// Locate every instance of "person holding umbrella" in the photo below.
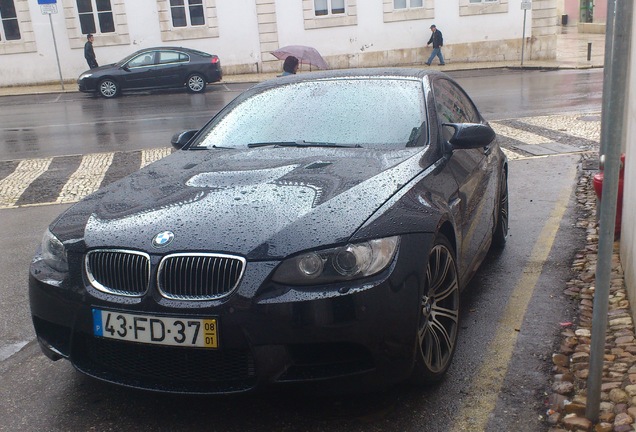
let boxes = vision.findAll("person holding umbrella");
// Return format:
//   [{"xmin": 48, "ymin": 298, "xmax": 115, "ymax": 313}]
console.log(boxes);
[{"xmin": 281, "ymin": 56, "xmax": 299, "ymax": 76}]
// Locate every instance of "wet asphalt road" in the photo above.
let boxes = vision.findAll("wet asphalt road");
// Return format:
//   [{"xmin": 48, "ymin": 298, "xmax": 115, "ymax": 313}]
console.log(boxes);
[
  {"xmin": 0, "ymin": 68, "xmax": 602, "ymax": 431},
  {"xmin": 0, "ymin": 68, "xmax": 603, "ymax": 161}
]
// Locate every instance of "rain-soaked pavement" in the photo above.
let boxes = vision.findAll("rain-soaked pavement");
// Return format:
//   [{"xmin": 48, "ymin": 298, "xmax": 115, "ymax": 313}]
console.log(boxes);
[{"xmin": 0, "ymin": 69, "xmax": 603, "ymax": 162}]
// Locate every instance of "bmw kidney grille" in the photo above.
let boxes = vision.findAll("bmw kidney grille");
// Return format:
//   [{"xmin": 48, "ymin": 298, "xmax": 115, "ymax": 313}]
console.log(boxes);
[{"xmin": 86, "ymin": 250, "xmax": 245, "ymax": 300}]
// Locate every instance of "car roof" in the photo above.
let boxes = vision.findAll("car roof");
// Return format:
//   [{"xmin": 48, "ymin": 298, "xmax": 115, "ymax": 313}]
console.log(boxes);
[
  {"xmin": 132, "ymin": 47, "xmax": 213, "ymax": 55},
  {"xmin": 250, "ymin": 68, "xmax": 447, "ymax": 91}
]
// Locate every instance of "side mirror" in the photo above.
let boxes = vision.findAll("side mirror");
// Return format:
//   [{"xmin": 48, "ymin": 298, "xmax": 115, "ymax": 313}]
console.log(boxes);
[
  {"xmin": 443, "ymin": 123, "xmax": 495, "ymax": 149},
  {"xmin": 171, "ymin": 129, "xmax": 198, "ymax": 149}
]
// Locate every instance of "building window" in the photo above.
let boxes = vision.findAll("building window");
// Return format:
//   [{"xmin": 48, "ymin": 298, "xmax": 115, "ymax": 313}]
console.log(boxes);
[
  {"xmin": 315, "ymin": 0, "xmax": 345, "ymax": 16},
  {"xmin": 383, "ymin": 0, "xmax": 432, "ymax": 23},
  {"xmin": 170, "ymin": 0, "xmax": 205, "ymax": 27},
  {"xmin": 0, "ymin": 0, "xmax": 21, "ymax": 41},
  {"xmin": 156, "ymin": 0, "xmax": 218, "ymax": 42},
  {"xmin": 394, "ymin": 0, "xmax": 423, "ymax": 9},
  {"xmin": 77, "ymin": 0, "xmax": 115, "ymax": 34},
  {"xmin": 304, "ymin": 0, "xmax": 356, "ymax": 29},
  {"xmin": 460, "ymin": 0, "xmax": 507, "ymax": 16}
]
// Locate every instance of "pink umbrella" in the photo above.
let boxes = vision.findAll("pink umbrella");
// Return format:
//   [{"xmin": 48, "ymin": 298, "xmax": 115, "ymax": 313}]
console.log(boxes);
[{"xmin": 271, "ymin": 45, "xmax": 329, "ymax": 70}]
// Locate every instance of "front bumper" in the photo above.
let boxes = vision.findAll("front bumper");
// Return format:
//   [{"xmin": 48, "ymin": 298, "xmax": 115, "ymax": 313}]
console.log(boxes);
[
  {"xmin": 29, "ymin": 233, "xmax": 433, "ymax": 394},
  {"xmin": 77, "ymin": 78, "xmax": 97, "ymax": 93}
]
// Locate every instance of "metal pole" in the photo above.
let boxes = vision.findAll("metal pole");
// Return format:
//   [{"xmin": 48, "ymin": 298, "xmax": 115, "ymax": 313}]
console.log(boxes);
[
  {"xmin": 49, "ymin": 13, "xmax": 65, "ymax": 91},
  {"xmin": 585, "ymin": 0, "xmax": 632, "ymax": 422},
  {"xmin": 587, "ymin": 42, "xmax": 592, "ymax": 61},
  {"xmin": 521, "ymin": 9, "xmax": 527, "ymax": 66},
  {"xmin": 598, "ymin": 0, "xmax": 616, "ymax": 157}
]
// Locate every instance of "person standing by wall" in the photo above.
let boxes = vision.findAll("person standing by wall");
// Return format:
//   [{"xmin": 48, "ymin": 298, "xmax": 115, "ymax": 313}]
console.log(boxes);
[
  {"xmin": 84, "ymin": 34, "xmax": 98, "ymax": 69},
  {"xmin": 425, "ymin": 25, "xmax": 445, "ymax": 66}
]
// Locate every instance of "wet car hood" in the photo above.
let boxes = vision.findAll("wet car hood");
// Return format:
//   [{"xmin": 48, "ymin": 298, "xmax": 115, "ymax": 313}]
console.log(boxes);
[
  {"xmin": 51, "ymin": 147, "xmax": 426, "ymax": 260},
  {"xmin": 80, "ymin": 64, "xmax": 117, "ymax": 76}
]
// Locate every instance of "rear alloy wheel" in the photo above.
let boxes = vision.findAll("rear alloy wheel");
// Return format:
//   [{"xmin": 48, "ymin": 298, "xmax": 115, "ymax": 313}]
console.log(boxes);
[
  {"xmin": 492, "ymin": 168, "xmax": 509, "ymax": 248},
  {"xmin": 186, "ymin": 73, "xmax": 206, "ymax": 93},
  {"xmin": 98, "ymin": 79, "xmax": 119, "ymax": 98},
  {"xmin": 412, "ymin": 234, "xmax": 460, "ymax": 384}
]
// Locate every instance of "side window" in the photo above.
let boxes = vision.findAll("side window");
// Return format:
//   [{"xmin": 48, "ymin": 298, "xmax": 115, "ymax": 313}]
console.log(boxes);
[
  {"xmin": 128, "ymin": 53, "xmax": 155, "ymax": 68},
  {"xmin": 77, "ymin": 0, "xmax": 115, "ymax": 34},
  {"xmin": 158, "ymin": 51, "xmax": 186, "ymax": 64},
  {"xmin": 0, "ymin": 0, "xmax": 21, "ymax": 41},
  {"xmin": 433, "ymin": 79, "xmax": 481, "ymax": 141}
]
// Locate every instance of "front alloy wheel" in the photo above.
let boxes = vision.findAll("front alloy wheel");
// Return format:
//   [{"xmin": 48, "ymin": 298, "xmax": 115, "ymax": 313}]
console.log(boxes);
[
  {"xmin": 186, "ymin": 74, "xmax": 206, "ymax": 93},
  {"xmin": 99, "ymin": 79, "xmax": 119, "ymax": 98},
  {"xmin": 412, "ymin": 234, "xmax": 460, "ymax": 384}
]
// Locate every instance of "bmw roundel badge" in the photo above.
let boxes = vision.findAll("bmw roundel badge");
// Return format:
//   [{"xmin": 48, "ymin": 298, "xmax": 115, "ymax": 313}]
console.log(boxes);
[{"xmin": 152, "ymin": 231, "xmax": 174, "ymax": 248}]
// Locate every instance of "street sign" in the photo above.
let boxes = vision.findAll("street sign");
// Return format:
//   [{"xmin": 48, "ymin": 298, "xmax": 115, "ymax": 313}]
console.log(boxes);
[
  {"xmin": 521, "ymin": 0, "xmax": 532, "ymax": 10},
  {"xmin": 39, "ymin": 0, "xmax": 57, "ymax": 13},
  {"xmin": 40, "ymin": 4, "xmax": 57, "ymax": 14}
]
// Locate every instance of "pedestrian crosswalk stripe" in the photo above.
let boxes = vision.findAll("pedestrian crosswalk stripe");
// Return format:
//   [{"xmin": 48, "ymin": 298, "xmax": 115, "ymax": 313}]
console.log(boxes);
[
  {"xmin": 141, "ymin": 147, "xmax": 172, "ymax": 168},
  {"xmin": 492, "ymin": 123, "xmax": 553, "ymax": 145},
  {"xmin": 56, "ymin": 152, "xmax": 115, "ymax": 204},
  {"xmin": 0, "ymin": 158, "xmax": 52, "ymax": 208},
  {"xmin": 520, "ymin": 114, "xmax": 600, "ymax": 143}
]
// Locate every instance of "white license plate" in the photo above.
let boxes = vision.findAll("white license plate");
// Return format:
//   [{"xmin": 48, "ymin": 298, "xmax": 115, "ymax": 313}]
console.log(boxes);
[{"xmin": 92, "ymin": 309, "xmax": 218, "ymax": 348}]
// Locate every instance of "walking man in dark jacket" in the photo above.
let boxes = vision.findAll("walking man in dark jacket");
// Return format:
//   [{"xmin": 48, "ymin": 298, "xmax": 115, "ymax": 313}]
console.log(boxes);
[
  {"xmin": 84, "ymin": 34, "xmax": 98, "ymax": 69},
  {"xmin": 425, "ymin": 25, "xmax": 445, "ymax": 66}
]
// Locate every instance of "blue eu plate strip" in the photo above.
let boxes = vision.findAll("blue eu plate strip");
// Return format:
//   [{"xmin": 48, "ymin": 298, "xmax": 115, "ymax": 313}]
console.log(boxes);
[{"xmin": 92, "ymin": 309, "xmax": 103, "ymax": 336}]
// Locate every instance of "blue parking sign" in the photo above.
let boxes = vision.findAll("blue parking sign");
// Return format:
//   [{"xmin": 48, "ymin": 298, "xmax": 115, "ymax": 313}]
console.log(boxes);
[{"xmin": 37, "ymin": 0, "xmax": 57, "ymax": 4}]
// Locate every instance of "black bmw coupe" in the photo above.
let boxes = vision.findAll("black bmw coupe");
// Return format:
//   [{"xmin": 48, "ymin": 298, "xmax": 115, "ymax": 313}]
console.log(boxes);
[
  {"xmin": 77, "ymin": 46, "xmax": 222, "ymax": 98},
  {"xmin": 30, "ymin": 68, "xmax": 508, "ymax": 394}
]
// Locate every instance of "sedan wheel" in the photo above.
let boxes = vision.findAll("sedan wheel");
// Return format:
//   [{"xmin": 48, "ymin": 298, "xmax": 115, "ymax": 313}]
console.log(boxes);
[
  {"xmin": 412, "ymin": 234, "xmax": 459, "ymax": 384},
  {"xmin": 186, "ymin": 74, "xmax": 206, "ymax": 93},
  {"xmin": 99, "ymin": 79, "xmax": 119, "ymax": 98},
  {"xmin": 492, "ymin": 168, "xmax": 509, "ymax": 248}
]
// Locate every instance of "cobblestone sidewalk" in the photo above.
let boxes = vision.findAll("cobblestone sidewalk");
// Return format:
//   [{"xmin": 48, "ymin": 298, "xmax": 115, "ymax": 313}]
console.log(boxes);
[{"xmin": 548, "ymin": 162, "xmax": 635, "ymax": 432}]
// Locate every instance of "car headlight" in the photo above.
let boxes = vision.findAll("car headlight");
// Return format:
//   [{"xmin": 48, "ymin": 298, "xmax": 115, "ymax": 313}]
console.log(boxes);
[
  {"xmin": 271, "ymin": 236, "xmax": 400, "ymax": 285},
  {"xmin": 41, "ymin": 229, "xmax": 68, "ymax": 272},
  {"xmin": 79, "ymin": 73, "xmax": 92, "ymax": 80}
]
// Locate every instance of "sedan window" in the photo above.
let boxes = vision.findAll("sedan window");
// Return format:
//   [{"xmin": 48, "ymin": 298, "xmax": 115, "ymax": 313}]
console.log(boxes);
[
  {"xmin": 194, "ymin": 79, "xmax": 427, "ymax": 149},
  {"xmin": 128, "ymin": 53, "xmax": 155, "ymax": 68},
  {"xmin": 158, "ymin": 51, "xmax": 188, "ymax": 64}
]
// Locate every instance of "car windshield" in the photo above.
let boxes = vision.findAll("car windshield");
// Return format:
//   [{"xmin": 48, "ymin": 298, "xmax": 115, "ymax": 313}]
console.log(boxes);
[{"xmin": 192, "ymin": 78, "xmax": 427, "ymax": 149}]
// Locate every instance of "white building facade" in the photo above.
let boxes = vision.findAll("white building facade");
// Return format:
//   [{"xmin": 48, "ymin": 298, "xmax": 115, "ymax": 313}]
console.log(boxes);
[{"xmin": 1, "ymin": 0, "xmax": 557, "ymax": 87}]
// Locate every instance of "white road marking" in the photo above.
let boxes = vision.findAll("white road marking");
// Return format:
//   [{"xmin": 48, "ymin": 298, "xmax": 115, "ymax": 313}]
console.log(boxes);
[
  {"xmin": 56, "ymin": 152, "xmax": 114, "ymax": 203},
  {"xmin": 141, "ymin": 147, "xmax": 172, "ymax": 168},
  {"xmin": 0, "ymin": 158, "xmax": 52, "ymax": 208},
  {"xmin": 491, "ymin": 122, "xmax": 553, "ymax": 145}
]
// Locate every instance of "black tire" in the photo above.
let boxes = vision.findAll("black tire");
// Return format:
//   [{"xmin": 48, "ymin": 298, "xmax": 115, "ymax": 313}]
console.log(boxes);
[
  {"xmin": 492, "ymin": 167, "xmax": 509, "ymax": 248},
  {"xmin": 411, "ymin": 233, "xmax": 460, "ymax": 384},
  {"xmin": 98, "ymin": 79, "xmax": 119, "ymax": 98},
  {"xmin": 186, "ymin": 73, "xmax": 206, "ymax": 93}
]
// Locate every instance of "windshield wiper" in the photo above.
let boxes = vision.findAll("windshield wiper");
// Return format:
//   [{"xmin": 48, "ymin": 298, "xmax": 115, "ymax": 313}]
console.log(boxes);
[
  {"xmin": 247, "ymin": 141, "xmax": 361, "ymax": 148},
  {"xmin": 189, "ymin": 145, "xmax": 235, "ymax": 150}
]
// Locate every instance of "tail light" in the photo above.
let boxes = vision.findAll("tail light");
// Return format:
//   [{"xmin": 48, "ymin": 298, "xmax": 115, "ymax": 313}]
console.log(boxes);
[{"xmin": 211, "ymin": 56, "xmax": 219, "ymax": 64}]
